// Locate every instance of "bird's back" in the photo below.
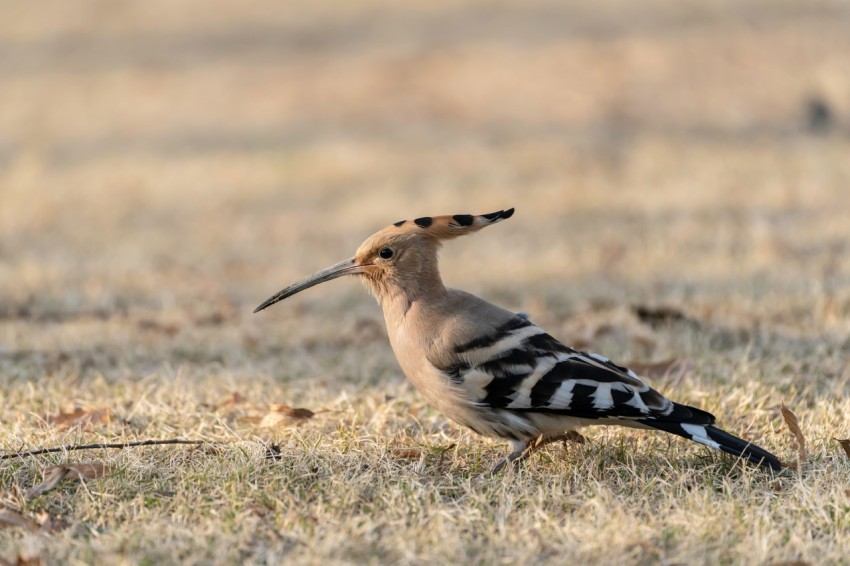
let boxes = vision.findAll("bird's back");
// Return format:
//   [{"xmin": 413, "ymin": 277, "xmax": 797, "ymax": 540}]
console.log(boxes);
[{"xmin": 395, "ymin": 289, "xmax": 710, "ymax": 435}]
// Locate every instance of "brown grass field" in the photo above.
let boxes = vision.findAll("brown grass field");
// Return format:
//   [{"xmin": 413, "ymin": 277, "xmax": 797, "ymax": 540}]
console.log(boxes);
[{"xmin": 2, "ymin": 0, "xmax": 850, "ymax": 563}]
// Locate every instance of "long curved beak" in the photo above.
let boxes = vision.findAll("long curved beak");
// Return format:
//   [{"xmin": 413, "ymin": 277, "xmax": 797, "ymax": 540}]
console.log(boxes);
[{"xmin": 253, "ymin": 257, "xmax": 364, "ymax": 313}]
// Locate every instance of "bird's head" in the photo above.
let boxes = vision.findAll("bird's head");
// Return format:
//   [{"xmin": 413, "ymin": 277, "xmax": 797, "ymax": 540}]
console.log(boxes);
[{"xmin": 253, "ymin": 208, "xmax": 514, "ymax": 312}]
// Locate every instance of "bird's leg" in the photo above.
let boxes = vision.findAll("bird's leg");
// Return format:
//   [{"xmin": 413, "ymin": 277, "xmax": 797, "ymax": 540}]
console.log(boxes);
[
  {"xmin": 490, "ymin": 439, "xmax": 533, "ymax": 474},
  {"xmin": 490, "ymin": 431, "xmax": 587, "ymax": 474}
]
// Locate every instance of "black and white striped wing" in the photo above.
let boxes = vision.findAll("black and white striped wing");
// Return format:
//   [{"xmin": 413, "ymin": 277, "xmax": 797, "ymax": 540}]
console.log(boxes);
[
  {"xmin": 440, "ymin": 316, "xmax": 782, "ymax": 470},
  {"xmin": 447, "ymin": 316, "xmax": 691, "ymax": 422}
]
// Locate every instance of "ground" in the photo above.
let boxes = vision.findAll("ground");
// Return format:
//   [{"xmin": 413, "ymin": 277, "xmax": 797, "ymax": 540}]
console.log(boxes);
[{"xmin": 1, "ymin": 0, "xmax": 850, "ymax": 564}]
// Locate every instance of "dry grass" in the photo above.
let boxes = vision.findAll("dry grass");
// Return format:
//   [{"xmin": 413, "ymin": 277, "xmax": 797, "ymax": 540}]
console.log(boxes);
[{"xmin": 2, "ymin": 1, "xmax": 850, "ymax": 564}]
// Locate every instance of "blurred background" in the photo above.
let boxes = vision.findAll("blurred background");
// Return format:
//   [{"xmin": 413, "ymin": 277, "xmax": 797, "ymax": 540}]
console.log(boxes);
[{"xmin": 1, "ymin": 0, "xmax": 849, "ymax": 359}]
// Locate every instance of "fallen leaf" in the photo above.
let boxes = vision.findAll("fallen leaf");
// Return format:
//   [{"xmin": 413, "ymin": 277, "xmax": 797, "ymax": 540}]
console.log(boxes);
[
  {"xmin": 632, "ymin": 305, "xmax": 699, "ymax": 328},
  {"xmin": 780, "ymin": 404, "xmax": 807, "ymax": 465},
  {"xmin": 269, "ymin": 404, "xmax": 316, "ymax": 421},
  {"xmin": 215, "ymin": 391, "xmax": 246, "ymax": 411},
  {"xmin": 44, "ymin": 408, "xmax": 110, "ymax": 429},
  {"xmin": 241, "ymin": 404, "xmax": 327, "ymax": 428},
  {"xmin": 63, "ymin": 462, "xmax": 109, "ymax": 481},
  {"xmin": 835, "ymin": 438, "xmax": 850, "ymax": 460},
  {"xmin": 0, "ymin": 509, "xmax": 39, "ymax": 532},
  {"xmin": 26, "ymin": 467, "xmax": 65, "ymax": 499},
  {"xmin": 26, "ymin": 462, "xmax": 111, "ymax": 500},
  {"xmin": 257, "ymin": 412, "xmax": 285, "ymax": 428},
  {"xmin": 255, "ymin": 406, "xmax": 317, "ymax": 428}
]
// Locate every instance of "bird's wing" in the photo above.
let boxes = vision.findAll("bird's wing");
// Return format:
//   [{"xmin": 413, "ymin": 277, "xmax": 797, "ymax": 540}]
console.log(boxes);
[{"xmin": 440, "ymin": 315, "xmax": 710, "ymax": 424}]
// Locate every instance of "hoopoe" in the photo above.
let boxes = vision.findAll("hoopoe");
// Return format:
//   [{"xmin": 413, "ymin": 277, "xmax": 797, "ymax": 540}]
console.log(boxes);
[{"xmin": 255, "ymin": 209, "xmax": 781, "ymax": 472}]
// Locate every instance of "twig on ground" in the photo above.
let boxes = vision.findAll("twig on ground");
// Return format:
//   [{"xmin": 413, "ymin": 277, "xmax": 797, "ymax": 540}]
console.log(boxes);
[{"xmin": 0, "ymin": 439, "xmax": 208, "ymax": 460}]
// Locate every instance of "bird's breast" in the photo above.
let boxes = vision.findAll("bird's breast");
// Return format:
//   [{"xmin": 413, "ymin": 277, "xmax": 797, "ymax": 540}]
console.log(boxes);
[{"xmin": 386, "ymin": 323, "xmax": 481, "ymax": 428}]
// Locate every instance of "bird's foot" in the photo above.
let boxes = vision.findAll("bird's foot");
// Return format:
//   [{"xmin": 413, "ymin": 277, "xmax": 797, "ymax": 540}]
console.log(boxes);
[
  {"xmin": 490, "ymin": 439, "xmax": 534, "ymax": 475},
  {"xmin": 490, "ymin": 432, "xmax": 586, "ymax": 474}
]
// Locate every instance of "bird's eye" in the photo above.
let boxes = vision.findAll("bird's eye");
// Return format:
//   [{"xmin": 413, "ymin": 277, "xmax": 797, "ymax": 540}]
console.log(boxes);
[{"xmin": 379, "ymin": 247, "xmax": 394, "ymax": 259}]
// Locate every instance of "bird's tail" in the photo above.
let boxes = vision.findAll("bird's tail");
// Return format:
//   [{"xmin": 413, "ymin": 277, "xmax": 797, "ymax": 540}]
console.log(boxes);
[{"xmin": 640, "ymin": 406, "xmax": 782, "ymax": 471}]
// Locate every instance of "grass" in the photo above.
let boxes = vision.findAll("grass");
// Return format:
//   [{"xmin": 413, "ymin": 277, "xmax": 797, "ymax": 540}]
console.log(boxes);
[{"xmin": 2, "ymin": 0, "xmax": 850, "ymax": 563}]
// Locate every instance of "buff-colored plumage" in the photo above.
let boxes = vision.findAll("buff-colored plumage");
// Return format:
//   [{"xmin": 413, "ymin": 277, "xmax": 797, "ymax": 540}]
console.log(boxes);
[{"xmin": 255, "ymin": 208, "xmax": 781, "ymax": 472}]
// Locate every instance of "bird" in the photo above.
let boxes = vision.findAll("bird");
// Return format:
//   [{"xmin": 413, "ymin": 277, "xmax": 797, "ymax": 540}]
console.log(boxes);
[{"xmin": 254, "ymin": 208, "xmax": 781, "ymax": 472}]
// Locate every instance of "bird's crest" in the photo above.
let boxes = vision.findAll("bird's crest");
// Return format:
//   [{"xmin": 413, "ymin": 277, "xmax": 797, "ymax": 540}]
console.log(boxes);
[{"xmin": 383, "ymin": 208, "xmax": 514, "ymax": 241}]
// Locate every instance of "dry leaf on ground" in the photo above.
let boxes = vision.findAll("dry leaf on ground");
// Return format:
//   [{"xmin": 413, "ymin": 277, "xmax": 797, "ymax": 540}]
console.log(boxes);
[
  {"xmin": 391, "ymin": 448, "xmax": 423, "ymax": 460},
  {"xmin": 270, "ymin": 405, "xmax": 316, "ymax": 420},
  {"xmin": 0, "ymin": 508, "xmax": 40, "ymax": 532},
  {"xmin": 257, "ymin": 412, "xmax": 287, "ymax": 428},
  {"xmin": 242, "ymin": 404, "xmax": 324, "ymax": 428},
  {"xmin": 391, "ymin": 443, "xmax": 457, "ymax": 464},
  {"xmin": 632, "ymin": 305, "xmax": 699, "ymax": 328},
  {"xmin": 215, "ymin": 391, "xmax": 246, "ymax": 411},
  {"xmin": 780, "ymin": 404, "xmax": 807, "ymax": 466},
  {"xmin": 26, "ymin": 462, "xmax": 111, "ymax": 500},
  {"xmin": 834, "ymin": 439, "xmax": 850, "ymax": 460},
  {"xmin": 43, "ymin": 408, "xmax": 111, "ymax": 429},
  {"xmin": 258, "ymin": 406, "xmax": 313, "ymax": 428}
]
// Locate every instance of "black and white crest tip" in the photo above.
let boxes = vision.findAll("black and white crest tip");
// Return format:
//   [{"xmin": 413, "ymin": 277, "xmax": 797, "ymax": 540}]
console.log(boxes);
[{"xmin": 385, "ymin": 209, "xmax": 516, "ymax": 240}]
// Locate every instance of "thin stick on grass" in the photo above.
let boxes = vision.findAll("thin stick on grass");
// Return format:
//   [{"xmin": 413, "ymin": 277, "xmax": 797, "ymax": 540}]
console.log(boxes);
[{"xmin": 0, "ymin": 439, "xmax": 208, "ymax": 460}]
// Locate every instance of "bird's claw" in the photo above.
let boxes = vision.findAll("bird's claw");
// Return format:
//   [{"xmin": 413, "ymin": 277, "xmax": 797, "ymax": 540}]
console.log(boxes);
[{"xmin": 489, "ymin": 432, "xmax": 586, "ymax": 474}]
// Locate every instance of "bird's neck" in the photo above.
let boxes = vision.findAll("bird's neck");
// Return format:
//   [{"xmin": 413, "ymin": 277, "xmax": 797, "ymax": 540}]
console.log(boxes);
[{"xmin": 372, "ymin": 270, "xmax": 447, "ymax": 330}]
